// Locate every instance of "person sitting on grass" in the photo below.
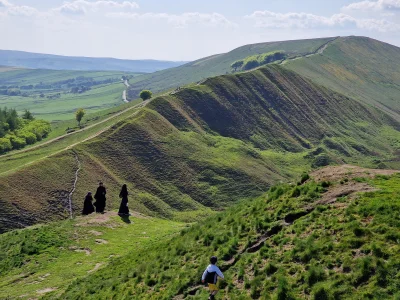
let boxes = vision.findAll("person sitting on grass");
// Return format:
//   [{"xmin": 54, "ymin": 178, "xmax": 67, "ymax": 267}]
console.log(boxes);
[
  {"xmin": 82, "ymin": 192, "xmax": 94, "ymax": 215},
  {"xmin": 202, "ymin": 256, "xmax": 224, "ymax": 300}
]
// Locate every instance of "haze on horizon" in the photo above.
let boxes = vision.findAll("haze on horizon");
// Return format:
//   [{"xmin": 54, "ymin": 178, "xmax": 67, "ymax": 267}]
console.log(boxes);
[{"xmin": 0, "ymin": 0, "xmax": 399, "ymax": 61}]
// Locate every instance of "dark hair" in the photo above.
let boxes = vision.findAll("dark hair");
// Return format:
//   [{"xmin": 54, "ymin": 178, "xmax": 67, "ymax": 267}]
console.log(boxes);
[
  {"xmin": 99, "ymin": 182, "xmax": 103, "ymax": 185},
  {"xmin": 210, "ymin": 256, "xmax": 218, "ymax": 264},
  {"xmin": 120, "ymin": 184, "xmax": 128, "ymax": 197}
]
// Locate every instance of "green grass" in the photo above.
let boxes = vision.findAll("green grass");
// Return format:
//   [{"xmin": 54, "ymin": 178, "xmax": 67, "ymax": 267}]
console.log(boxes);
[
  {"xmin": 0, "ymin": 212, "xmax": 186, "ymax": 299},
  {"xmin": 0, "ymin": 68, "xmax": 143, "ymax": 121},
  {"xmin": 54, "ymin": 172, "xmax": 400, "ymax": 299},
  {"xmin": 285, "ymin": 36, "xmax": 400, "ymax": 121}
]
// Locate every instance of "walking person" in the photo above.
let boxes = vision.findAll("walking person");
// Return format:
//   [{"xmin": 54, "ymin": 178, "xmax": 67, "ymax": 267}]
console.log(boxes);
[
  {"xmin": 118, "ymin": 184, "xmax": 130, "ymax": 216},
  {"xmin": 94, "ymin": 182, "xmax": 107, "ymax": 213},
  {"xmin": 202, "ymin": 256, "xmax": 224, "ymax": 300},
  {"xmin": 82, "ymin": 192, "xmax": 94, "ymax": 215}
]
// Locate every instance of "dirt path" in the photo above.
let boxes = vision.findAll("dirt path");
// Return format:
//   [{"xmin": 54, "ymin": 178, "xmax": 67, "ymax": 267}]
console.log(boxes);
[
  {"xmin": 310, "ymin": 164, "xmax": 398, "ymax": 182},
  {"xmin": 68, "ymin": 151, "xmax": 81, "ymax": 219},
  {"xmin": 280, "ymin": 36, "xmax": 339, "ymax": 65},
  {"xmin": 122, "ymin": 79, "xmax": 130, "ymax": 103}
]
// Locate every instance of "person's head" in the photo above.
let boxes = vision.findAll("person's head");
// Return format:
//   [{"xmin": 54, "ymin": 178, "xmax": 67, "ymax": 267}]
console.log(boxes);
[
  {"xmin": 210, "ymin": 256, "xmax": 218, "ymax": 265},
  {"xmin": 121, "ymin": 184, "xmax": 127, "ymax": 192},
  {"xmin": 99, "ymin": 182, "xmax": 103, "ymax": 187},
  {"xmin": 87, "ymin": 192, "xmax": 92, "ymax": 196}
]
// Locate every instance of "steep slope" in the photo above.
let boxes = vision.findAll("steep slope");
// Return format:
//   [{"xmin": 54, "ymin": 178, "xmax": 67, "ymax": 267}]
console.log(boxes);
[
  {"xmin": 126, "ymin": 37, "xmax": 336, "ymax": 97},
  {"xmin": 1, "ymin": 65, "xmax": 400, "ymax": 233},
  {"xmin": 54, "ymin": 168, "xmax": 400, "ymax": 299},
  {"xmin": 284, "ymin": 36, "xmax": 400, "ymax": 121},
  {"xmin": 0, "ymin": 50, "xmax": 186, "ymax": 73}
]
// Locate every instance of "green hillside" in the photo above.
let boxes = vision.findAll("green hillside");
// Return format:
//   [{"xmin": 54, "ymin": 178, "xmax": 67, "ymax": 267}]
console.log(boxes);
[
  {"xmin": 284, "ymin": 36, "xmax": 400, "ymax": 121},
  {"xmin": 55, "ymin": 169, "xmax": 400, "ymax": 299},
  {"xmin": 2, "ymin": 167, "xmax": 399, "ymax": 299},
  {"xmin": 2, "ymin": 65, "xmax": 400, "ymax": 233},
  {"xmin": 0, "ymin": 68, "xmax": 142, "ymax": 121},
  {"xmin": 126, "ymin": 37, "xmax": 336, "ymax": 98}
]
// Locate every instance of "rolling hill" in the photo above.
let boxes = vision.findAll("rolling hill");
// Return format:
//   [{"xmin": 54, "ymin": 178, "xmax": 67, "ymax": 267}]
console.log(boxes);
[
  {"xmin": 126, "ymin": 37, "xmax": 337, "ymax": 98},
  {"xmin": 284, "ymin": 36, "xmax": 400, "ymax": 121},
  {"xmin": 1, "ymin": 64, "xmax": 400, "ymax": 233},
  {"xmin": 0, "ymin": 50, "xmax": 187, "ymax": 73}
]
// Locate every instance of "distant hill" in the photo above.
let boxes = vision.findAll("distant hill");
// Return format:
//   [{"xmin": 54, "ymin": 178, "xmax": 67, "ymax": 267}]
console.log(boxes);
[
  {"xmin": 1, "ymin": 64, "xmax": 399, "ymax": 233},
  {"xmin": 127, "ymin": 37, "xmax": 337, "ymax": 98},
  {"xmin": 285, "ymin": 36, "xmax": 400, "ymax": 121},
  {"xmin": 0, "ymin": 50, "xmax": 187, "ymax": 73}
]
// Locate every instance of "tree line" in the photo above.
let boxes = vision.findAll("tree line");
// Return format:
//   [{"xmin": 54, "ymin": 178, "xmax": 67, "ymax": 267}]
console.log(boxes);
[{"xmin": 0, "ymin": 107, "xmax": 51, "ymax": 154}]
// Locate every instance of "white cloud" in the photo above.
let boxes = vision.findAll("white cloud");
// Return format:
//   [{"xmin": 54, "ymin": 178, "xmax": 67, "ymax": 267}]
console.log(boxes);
[
  {"xmin": 7, "ymin": 5, "xmax": 37, "ymax": 16},
  {"xmin": 56, "ymin": 0, "xmax": 139, "ymax": 15},
  {"xmin": 107, "ymin": 12, "xmax": 236, "ymax": 28},
  {"xmin": 245, "ymin": 10, "xmax": 399, "ymax": 32},
  {"xmin": 343, "ymin": 0, "xmax": 400, "ymax": 11},
  {"xmin": 0, "ymin": 0, "xmax": 11, "ymax": 8}
]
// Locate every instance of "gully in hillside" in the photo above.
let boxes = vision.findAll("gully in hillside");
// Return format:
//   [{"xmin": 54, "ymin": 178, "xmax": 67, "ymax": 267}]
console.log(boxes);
[{"xmin": 94, "ymin": 182, "xmax": 107, "ymax": 214}]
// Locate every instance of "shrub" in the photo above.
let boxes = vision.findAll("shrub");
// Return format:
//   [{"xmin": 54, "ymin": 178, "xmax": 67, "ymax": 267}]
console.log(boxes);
[
  {"xmin": 306, "ymin": 264, "xmax": 326, "ymax": 286},
  {"xmin": 312, "ymin": 283, "xmax": 331, "ymax": 300},
  {"xmin": 139, "ymin": 90, "xmax": 152, "ymax": 100},
  {"xmin": 0, "ymin": 137, "xmax": 12, "ymax": 153},
  {"xmin": 7, "ymin": 135, "xmax": 26, "ymax": 149},
  {"xmin": 17, "ymin": 131, "xmax": 37, "ymax": 144},
  {"xmin": 300, "ymin": 173, "xmax": 310, "ymax": 184}
]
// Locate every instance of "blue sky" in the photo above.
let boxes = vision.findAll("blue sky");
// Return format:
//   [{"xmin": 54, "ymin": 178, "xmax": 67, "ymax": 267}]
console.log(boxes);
[{"xmin": 1, "ymin": 0, "xmax": 399, "ymax": 60}]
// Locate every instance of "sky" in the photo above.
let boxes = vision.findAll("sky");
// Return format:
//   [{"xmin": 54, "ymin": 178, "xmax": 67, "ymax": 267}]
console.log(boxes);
[{"xmin": 0, "ymin": 0, "xmax": 399, "ymax": 61}]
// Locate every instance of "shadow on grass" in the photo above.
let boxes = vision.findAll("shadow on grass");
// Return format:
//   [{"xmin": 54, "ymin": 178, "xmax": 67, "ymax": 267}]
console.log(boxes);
[{"xmin": 119, "ymin": 215, "xmax": 131, "ymax": 224}]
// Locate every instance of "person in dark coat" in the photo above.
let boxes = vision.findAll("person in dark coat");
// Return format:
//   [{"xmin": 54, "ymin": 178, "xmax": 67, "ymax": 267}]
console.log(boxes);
[
  {"xmin": 118, "ymin": 184, "xmax": 130, "ymax": 216},
  {"xmin": 82, "ymin": 192, "xmax": 95, "ymax": 215},
  {"xmin": 94, "ymin": 182, "xmax": 107, "ymax": 213}
]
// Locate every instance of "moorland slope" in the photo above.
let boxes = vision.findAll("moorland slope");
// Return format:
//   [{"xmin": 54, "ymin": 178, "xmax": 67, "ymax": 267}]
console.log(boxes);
[
  {"xmin": 285, "ymin": 36, "xmax": 400, "ymax": 120},
  {"xmin": 1, "ymin": 65, "xmax": 400, "ymax": 233}
]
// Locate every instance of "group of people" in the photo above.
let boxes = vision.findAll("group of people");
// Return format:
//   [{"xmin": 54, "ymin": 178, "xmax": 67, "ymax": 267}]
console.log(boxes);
[
  {"xmin": 82, "ymin": 182, "xmax": 130, "ymax": 216},
  {"xmin": 82, "ymin": 184, "xmax": 224, "ymax": 299}
]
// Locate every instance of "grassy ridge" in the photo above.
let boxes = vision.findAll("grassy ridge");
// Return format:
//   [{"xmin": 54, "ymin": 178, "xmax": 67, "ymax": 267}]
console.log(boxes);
[
  {"xmin": 56, "ymin": 171, "xmax": 400, "ymax": 299},
  {"xmin": 127, "ymin": 37, "xmax": 336, "ymax": 98},
  {"xmin": 2, "ymin": 65, "xmax": 400, "ymax": 233},
  {"xmin": 285, "ymin": 36, "xmax": 400, "ymax": 121}
]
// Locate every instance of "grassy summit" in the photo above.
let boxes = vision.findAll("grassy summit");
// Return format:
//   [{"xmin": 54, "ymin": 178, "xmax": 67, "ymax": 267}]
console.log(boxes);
[{"xmin": 285, "ymin": 36, "xmax": 400, "ymax": 121}]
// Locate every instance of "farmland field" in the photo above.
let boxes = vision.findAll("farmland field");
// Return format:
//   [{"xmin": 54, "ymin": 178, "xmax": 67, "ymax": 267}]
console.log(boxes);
[{"xmin": 0, "ymin": 68, "xmax": 144, "ymax": 121}]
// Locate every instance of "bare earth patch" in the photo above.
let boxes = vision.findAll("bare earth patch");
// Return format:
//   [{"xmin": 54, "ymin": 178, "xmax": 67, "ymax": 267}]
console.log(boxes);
[
  {"xmin": 89, "ymin": 230, "xmax": 103, "ymax": 236},
  {"xmin": 88, "ymin": 263, "xmax": 103, "ymax": 273},
  {"xmin": 37, "ymin": 287, "xmax": 57, "ymax": 294},
  {"xmin": 95, "ymin": 239, "xmax": 108, "ymax": 244},
  {"xmin": 311, "ymin": 164, "xmax": 398, "ymax": 182},
  {"xmin": 314, "ymin": 182, "xmax": 377, "ymax": 206}
]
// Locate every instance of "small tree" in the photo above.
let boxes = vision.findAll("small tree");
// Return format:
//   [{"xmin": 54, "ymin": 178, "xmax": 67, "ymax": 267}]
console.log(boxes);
[
  {"xmin": 139, "ymin": 90, "xmax": 152, "ymax": 101},
  {"xmin": 75, "ymin": 108, "xmax": 85, "ymax": 128},
  {"xmin": 231, "ymin": 60, "xmax": 244, "ymax": 72},
  {"xmin": 22, "ymin": 109, "xmax": 34, "ymax": 120}
]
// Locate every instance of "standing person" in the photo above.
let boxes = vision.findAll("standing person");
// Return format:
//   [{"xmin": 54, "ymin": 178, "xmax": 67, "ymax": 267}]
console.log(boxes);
[
  {"xmin": 118, "ymin": 184, "xmax": 130, "ymax": 216},
  {"xmin": 94, "ymin": 182, "xmax": 107, "ymax": 213},
  {"xmin": 82, "ymin": 192, "xmax": 94, "ymax": 215},
  {"xmin": 202, "ymin": 256, "xmax": 224, "ymax": 300}
]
